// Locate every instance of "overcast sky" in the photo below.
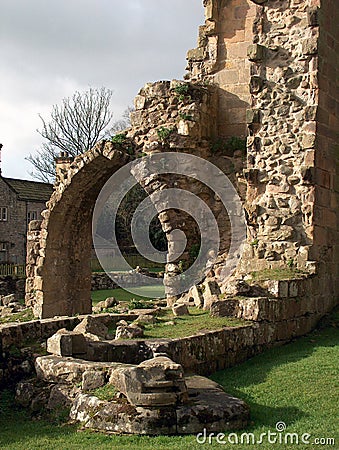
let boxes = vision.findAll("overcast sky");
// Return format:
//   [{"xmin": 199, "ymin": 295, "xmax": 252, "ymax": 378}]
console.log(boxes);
[{"xmin": 0, "ymin": 0, "xmax": 204, "ymax": 180}]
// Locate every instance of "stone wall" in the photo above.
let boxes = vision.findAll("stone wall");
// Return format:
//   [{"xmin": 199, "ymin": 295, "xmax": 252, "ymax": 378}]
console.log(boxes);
[
  {"xmin": 0, "ymin": 313, "xmax": 137, "ymax": 387},
  {"xmin": 0, "ymin": 278, "xmax": 330, "ymax": 387},
  {"xmin": 25, "ymin": 0, "xmax": 338, "ymax": 322},
  {"xmin": 240, "ymin": 0, "xmax": 323, "ymax": 273},
  {"xmin": 312, "ymin": 0, "xmax": 339, "ymax": 295},
  {"xmin": 128, "ymin": 80, "xmax": 244, "ymax": 293},
  {"xmin": 186, "ymin": 0, "xmax": 256, "ymax": 138},
  {"xmin": 91, "ymin": 270, "xmax": 159, "ymax": 291},
  {"xmin": 1, "ymin": 271, "xmax": 156, "ymax": 298},
  {"xmin": 186, "ymin": 0, "xmax": 339, "ymax": 304},
  {"xmin": 240, "ymin": 0, "xmax": 337, "ymax": 302}
]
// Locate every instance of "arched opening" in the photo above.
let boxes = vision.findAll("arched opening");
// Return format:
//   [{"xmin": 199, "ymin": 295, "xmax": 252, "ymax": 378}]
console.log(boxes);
[{"xmin": 33, "ymin": 150, "xmax": 131, "ymax": 318}]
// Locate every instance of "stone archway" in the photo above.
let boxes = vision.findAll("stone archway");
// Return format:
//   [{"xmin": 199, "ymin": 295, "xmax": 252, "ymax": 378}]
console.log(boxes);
[
  {"xmin": 26, "ymin": 142, "xmax": 130, "ymax": 318},
  {"xmin": 26, "ymin": 0, "xmax": 339, "ymax": 321},
  {"xmin": 26, "ymin": 78, "xmax": 226, "ymax": 319}
]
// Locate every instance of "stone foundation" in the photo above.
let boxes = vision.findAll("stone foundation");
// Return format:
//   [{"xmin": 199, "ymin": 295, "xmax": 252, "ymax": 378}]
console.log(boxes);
[
  {"xmin": 1, "ymin": 271, "xmax": 335, "ymax": 386},
  {"xmin": 17, "ymin": 356, "xmax": 249, "ymax": 435}
]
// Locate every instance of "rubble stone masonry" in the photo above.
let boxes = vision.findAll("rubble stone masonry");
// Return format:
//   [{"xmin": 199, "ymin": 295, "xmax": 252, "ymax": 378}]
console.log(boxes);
[{"xmin": 26, "ymin": 0, "xmax": 338, "ymax": 321}]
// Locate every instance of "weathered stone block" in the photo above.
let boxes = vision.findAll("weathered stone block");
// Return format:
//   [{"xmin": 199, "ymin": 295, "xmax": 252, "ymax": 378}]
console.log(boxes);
[
  {"xmin": 1, "ymin": 294, "xmax": 16, "ymax": 306},
  {"xmin": 104, "ymin": 297, "xmax": 118, "ymax": 309},
  {"xmin": 110, "ymin": 356, "xmax": 187, "ymax": 407},
  {"xmin": 115, "ymin": 325, "xmax": 144, "ymax": 340},
  {"xmin": 35, "ymin": 355, "xmax": 126, "ymax": 384},
  {"xmin": 69, "ymin": 394, "xmax": 105, "ymax": 424},
  {"xmin": 288, "ymin": 281, "xmax": 299, "ymax": 298},
  {"xmin": 134, "ymin": 95, "xmax": 146, "ymax": 110},
  {"xmin": 28, "ymin": 220, "xmax": 42, "ymax": 232},
  {"xmin": 47, "ymin": 384, "xmax": 74, "ymax": 410},
  {"xmin": 15, "ymin": 380, "xmax": 38, "ymax": 407},
  {"xmin": 302, "ymin": 133, "xmax": 316, "ymax": 149},
  {"xmin": 246, "ymin": 108, "xmax": 260, "ymax": 124},
  {"xmin": 47, "ymin": 329, "xmax": 87, "ymax": 356},
  {"xmin": 186, "ymin": 47, "xmax": 205, "ymax": 61},
  {"xmin": 305, "ymin": 105, "xmax": 317, "ymax": 120},
  {"xmin": 265, "ymin": 280, "xmax": 289, "ymax": 298},
  {"xmin": 172, "ymin": 303, "xmax": 189, "ymax": 316},
  {"xmin": 190, "ymin": 285, "xmax": 204, "ymax": 308},
  {"xmin": 204, "ymin": 0, "xmax": 218, "ymax": 21},
  {"xmin": 202, "ymin": 280, "xmax": 221, "ymax": 310},
  {"xmin": 176, "ymin": 375, "xmax": 249, "ymax": 434},
  {"xmin": 18, "ymin": 320, "xmax": 42, "ymax": 342},
  {"xmin": 133, "ymin": 314, "xmax": 157, "ymax": 326},
  {"xmin": 249, "ymin": 76, "xmax": 264, "ymax": 94},
  {"xmin": 47, "ymin": 330, "xmax": 73, "ymax": 356},
  {"xmin": 82, "ymin": 370, "xmax": 106, "ymax": 391},
  {"xmin": 73, "ymin": 316, "xmax": 109, "ymax": 340},
  {"xmin": 247, "ymin": 44, "xmax": 265, "ymax": 62},
  {"xmin": 0, "ymin": 323, "xmax": 24, "ymax": 350},
  {"xmin": 302, "ymin": 37, "xmax": 318, "ymax": 55},
  {"xmin": 210, "ymin": 299, "xmax": 239, "ymax": 318}
]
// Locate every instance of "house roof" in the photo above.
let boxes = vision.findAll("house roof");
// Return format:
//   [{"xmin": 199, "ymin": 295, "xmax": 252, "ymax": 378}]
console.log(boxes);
[{"xmin": 2, "ymin": 177, "xmax": 54, "ymax": 202}]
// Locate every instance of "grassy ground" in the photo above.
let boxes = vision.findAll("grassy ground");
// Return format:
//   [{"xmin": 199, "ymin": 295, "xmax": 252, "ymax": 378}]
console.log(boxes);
[
  {"xmin": 0, "ymin": 287, "xmax": 163, "ymax": 324},
  {"xmin": 93, "ymin": 288, "xmax": 247, "ymax": 339},
  {"xmin": 0, "ymin": 308, "xmax": 34, "ymax": 324},
  {"xmin": 137, "ymin": 308, "xmax": 245, "ymax": 339},
  {"xmin": 248, "ymin": 268, "xmax": 307, "ymax": 281},
  {"xmin": 91, "ymin": 286, "xmax": 165, "ymax": 304},
  {"xmin": 0, "ymin": 317, "xmax": 337, "ymax": 449}
]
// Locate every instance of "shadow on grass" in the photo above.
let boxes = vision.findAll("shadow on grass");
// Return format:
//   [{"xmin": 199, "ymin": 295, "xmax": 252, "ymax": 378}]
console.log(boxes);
[
  {"xmin": 211, "ymin": 315, "xmax": 339, "ymax": 429},
  {"xmin": 0, "ymin": 390, "xmax": 74, "ymax": 447}
]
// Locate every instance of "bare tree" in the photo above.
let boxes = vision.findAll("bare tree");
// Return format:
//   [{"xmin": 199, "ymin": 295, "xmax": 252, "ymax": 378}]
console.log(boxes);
[
  {"xmin": 26, "ymin": 144, "xmax": 60, "ymax": 183},
  {"xmin": 27, "ymin": 87, "xmax": 115, "ymax": 182},
  {"xmin": 105, "ymin": 105, "xmax": 133, "ymax": 137}
]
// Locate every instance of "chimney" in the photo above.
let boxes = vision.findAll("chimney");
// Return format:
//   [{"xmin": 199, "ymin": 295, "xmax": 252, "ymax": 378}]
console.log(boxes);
[{"xmin": 55, "ymin": 151, "xmax": 74, "ymax": 182}]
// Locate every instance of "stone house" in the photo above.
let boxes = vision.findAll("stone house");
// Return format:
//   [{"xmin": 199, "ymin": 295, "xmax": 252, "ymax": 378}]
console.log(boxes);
[{"xmin": 0, "ymin": 174, "xmax": 53, "ymax": 264}]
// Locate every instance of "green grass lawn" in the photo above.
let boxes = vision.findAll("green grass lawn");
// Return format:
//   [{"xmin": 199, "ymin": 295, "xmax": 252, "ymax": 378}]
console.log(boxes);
[
  {"xmin": 137, "ymin": 308, "xmax": 245, "ymax": 339},
  {"xmin": 91, "ymin": 286, "xmax": 165, "ymax": 305},
  {"xmin": 0, "ymin": 308, "xmax": 34, "ymax": 324},
  {"xmin": 1, "ymin": 317, "xmax": 338, "ymax": 449}
]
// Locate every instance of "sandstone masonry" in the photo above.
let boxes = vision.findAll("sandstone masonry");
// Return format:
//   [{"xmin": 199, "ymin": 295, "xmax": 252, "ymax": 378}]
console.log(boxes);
[{"xmin": 25, "ymin": 0, "xmax": 338, "ymax": 331}]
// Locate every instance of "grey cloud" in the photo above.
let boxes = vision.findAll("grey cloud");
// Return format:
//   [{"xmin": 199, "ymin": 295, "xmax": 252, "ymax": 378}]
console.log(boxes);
[{"xmin": 0, "ymin": 0, "xmax": 204, "ymax": 178}]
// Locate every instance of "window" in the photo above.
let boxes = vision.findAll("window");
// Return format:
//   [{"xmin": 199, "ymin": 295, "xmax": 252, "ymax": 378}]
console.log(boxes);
[
  {"xmin": 0, "ymin": 207, "xmax": 7, "ymax": 221},
  {"xmin": 0, "ymin": 242, "xmax": 7, "ymax": 263},
  {"xmin": 27, "ymin": 211, "xmax": 37, "ymax": 222}
]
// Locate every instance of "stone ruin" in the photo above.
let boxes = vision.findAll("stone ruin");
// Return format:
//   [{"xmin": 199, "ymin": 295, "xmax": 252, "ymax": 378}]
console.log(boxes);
[
  {"xmin": 25, "ymin": 0, "xmax": 338, "ymax": 321},
  {"xmin": 16, "ymin": 317, "xmax": 249, "ymax": 434},
  {"xmin": 7, "ymin": 0, "xmax": 339, "ymax": 436}
]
